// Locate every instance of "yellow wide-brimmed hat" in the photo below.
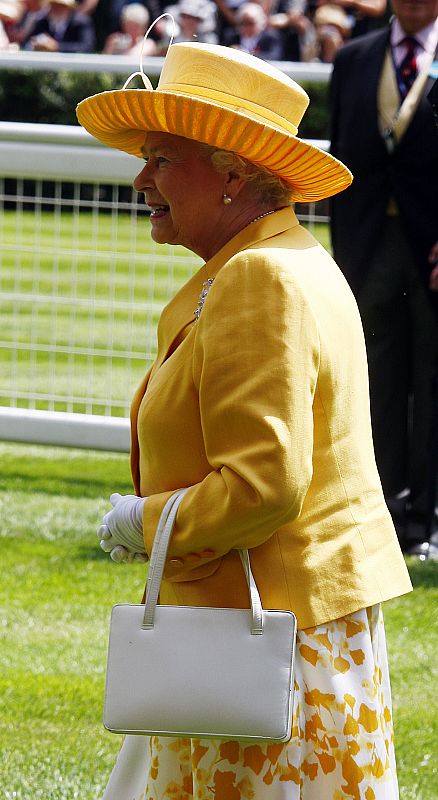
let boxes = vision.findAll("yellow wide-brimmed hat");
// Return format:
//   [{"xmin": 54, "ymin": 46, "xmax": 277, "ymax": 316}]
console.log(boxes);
[{"xmin": 76, "ymin": 42, "xmax": 352, "ymax": 202}]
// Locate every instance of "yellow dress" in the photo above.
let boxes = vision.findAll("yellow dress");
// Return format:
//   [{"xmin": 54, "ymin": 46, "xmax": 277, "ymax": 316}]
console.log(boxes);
[{"xmin": 103, "ymin": 605, "xmax": 398, "ymax": 800}]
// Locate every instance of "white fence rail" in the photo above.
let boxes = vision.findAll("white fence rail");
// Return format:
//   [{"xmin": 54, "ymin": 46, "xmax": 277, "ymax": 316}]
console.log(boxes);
[
  {"xmin": 0, "ymin": 51, "xmax": 332, "ymax": 81},
  {"xmin": 0, "ymin": 120, "xmax": 330, "ymax": 183},
  {"xmin": 0, "ymin": 115, "xmax": 330, "ymax": 449},
  {"xmin": 0, "ymin": 406, "xmax": 130, "ymax": 451},
  {"xmin": 0, "ymin": 122, "xmax": 140, "ymax": 184}
]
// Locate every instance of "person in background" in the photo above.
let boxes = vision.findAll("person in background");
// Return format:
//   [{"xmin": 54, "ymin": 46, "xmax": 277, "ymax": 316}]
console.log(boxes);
[
  {"xmin": 426, "ymin": 77, "xmax": 438, "ymax": 554},
  {"xmin": 262, "ymin": 0, "xmax": 318, "ymax": 62},
  {"xmin": 7, "ymin": 0, "xmax": 47, "ymax": 46},
  {"xmin": 0, "ymin": 13, "xmax": 10, "ymax": 47},
  {"xmin": 163, "ymin": 0, "xmax": 218, "ymax": 46},
  {"xmin": 71, "ymin": 0, "xmax": 161, "ymax": 51},
  {"xmin": 77, "ymin": 40, "xmax": 411, "ymax": 800},
  {"xmin": 0, "ymin": 0, "xmax": 24, "ymax": 51},
  {"xmin": 313, "ymin": 2, "xmax": 350, "ymax": 61},
  {"xmin": 333, "ymin": 0, "xmax": 388, "ymax": 38},
  {"xmin": 0, "ymin": 0, "xmax": 22, "ymax": 48},
  {"xmin": 102, "ymin": 2, "xmax": 157, "ymax": 54},
  {"xmin": 429, "ymin": 71, "xmax": 438, "ymax": 121},
  {"xmin": 212, "ymin": 0, "xmax": 246, "ymax": 44},
  {"xmin": 23, "ymin": 0, "xmax": 95, "ymax": 51},
  {"xmin": 225, "ymin": 0, "xmax": 284, "ymax": 57},
  {"xmin": 330, "ymin": 0, "xmax": 438, "ymax": 557},
  {"xmin": 313, "ymin": 0, "xmax": 388, "ymax": 40}
]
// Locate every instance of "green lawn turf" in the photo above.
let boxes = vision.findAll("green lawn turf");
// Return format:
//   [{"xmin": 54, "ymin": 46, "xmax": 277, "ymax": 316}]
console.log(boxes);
[{"xmin": 0, "ymin": 442, "xmax": 436, "ymax": 799}]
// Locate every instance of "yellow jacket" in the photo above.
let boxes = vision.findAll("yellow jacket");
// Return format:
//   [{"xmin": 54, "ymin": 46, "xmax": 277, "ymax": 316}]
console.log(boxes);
[{"xmin": 131, "ymin": 207, "xmax": 412, "ymax": 628}]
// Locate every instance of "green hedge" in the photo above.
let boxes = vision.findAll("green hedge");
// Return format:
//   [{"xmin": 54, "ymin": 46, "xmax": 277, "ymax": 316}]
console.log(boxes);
[
  {"xmin": 300, "ymin": 81, "xmax": 330, "ymax": 139},
  {"xmin": 0, "ymin": 70, "xmax": 122, "ymax": 125},
  {"xmin": 0, "ymin": 69, "xmax": 329, "ymax": 137}
]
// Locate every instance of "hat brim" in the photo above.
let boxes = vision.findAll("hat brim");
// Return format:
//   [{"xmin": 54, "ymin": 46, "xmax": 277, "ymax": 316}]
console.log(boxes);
[{"xmin": 77, "ymin": 88, "xmax": 352, "ymax": 203}]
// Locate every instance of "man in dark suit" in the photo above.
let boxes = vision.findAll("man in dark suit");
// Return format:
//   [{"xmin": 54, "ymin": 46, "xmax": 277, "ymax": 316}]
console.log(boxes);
[
  {"xmin": 24, "ymin": 0, "xmax": 95, "ymax": 52},
  {"xmin": 329, "ymin": 0, "xmax": 438, "ymax": 557}
]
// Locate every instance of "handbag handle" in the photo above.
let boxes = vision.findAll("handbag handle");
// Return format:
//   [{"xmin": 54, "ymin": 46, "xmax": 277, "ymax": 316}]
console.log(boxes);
[{"xmin": 142, "ymin": 488, "xmax": 264, "ymax": 635}]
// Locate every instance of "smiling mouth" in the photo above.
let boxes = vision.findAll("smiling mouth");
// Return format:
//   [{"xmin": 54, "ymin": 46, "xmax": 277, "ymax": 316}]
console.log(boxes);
[{"xmin": 149, "ymin": 205, "xmax": 170, "ymax": 218}]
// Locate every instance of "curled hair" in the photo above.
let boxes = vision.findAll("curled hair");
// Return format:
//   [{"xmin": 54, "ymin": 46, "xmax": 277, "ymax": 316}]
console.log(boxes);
[{"xmin": 198, "ymin": 144, "xmax": 292, "ymax": 206}]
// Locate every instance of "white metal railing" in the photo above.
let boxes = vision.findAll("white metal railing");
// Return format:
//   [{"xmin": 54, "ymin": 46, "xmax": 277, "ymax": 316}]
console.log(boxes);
[
  {"xmin": 0, "ymin": 406, "xmax": 130, "ymax": 451},
  {"xmin": 0, "ymin": 121, "xmax": 330, "ymax": 183},
  {"xmin": 0, "ymin": 122, "xmax": 197, "ymax": 448},
  {"xmin": 0, "ymin": 122, "xmax": 139, "ymax": 184},
  {"xmin": 0, "ymin": 51, "xmax": 332, "ymax": 81},
  {"xmin": 0, "ymin": 120, "xmax": 330, "ymax": 450}
]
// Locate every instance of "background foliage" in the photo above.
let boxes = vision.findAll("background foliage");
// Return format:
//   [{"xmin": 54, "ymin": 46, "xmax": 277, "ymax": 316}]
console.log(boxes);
[{"xmin": 0, "ymin": 69, "xmax": 330, "ymax": 137}]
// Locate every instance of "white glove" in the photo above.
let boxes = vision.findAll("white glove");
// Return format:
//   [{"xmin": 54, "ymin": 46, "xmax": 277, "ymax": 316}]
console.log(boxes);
[{"xmin": 98, "ymin": 493, "xmax": 148, "ymax": 563}]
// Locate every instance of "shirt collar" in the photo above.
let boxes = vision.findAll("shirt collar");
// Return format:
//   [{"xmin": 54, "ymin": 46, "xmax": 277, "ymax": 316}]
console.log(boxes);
[{"xmin": 391, "ymin": 16, "xmax": 438, "ymax": 55}]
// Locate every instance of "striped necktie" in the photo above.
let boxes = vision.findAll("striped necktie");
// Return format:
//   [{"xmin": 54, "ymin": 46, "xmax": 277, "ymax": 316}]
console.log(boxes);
[{"xmin": 397, "ymin": 36, "xmax": 418, "ymax": 100}]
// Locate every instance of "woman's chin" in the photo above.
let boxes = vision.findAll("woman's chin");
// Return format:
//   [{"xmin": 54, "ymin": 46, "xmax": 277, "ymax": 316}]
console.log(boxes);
[{"xmin": 150, "ymin": 223, "xmax": 173, "ymax": 245}]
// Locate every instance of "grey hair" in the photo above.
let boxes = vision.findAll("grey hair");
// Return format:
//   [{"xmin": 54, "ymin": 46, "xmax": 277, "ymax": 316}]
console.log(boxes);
[
  {"xmin": 121, "ymin": 2, "xmax": 149, "ymax": 25},
  {"xmin": 198, "ymin": 143, "xmax": 292, "ymax": 205},
  {"xmin": 236, "ymin": 3, "xmax": 267, "ymax": 32}
]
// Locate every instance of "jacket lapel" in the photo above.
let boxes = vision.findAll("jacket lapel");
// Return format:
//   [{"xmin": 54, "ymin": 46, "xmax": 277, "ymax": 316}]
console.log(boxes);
[
  {"xmin": 130, "ymin": 207, "xmax": 299, "ymax": 492},
  {"xmin": 367, "ymin": 30, "xmax": 392, "ymax": 134},
  {"xmin": 150, "ymin": 207, "xmax": 296, "ymax": 374},
  {"xmin": 152, "ymin": 270, "xmax": 205, "ymax": 372}
]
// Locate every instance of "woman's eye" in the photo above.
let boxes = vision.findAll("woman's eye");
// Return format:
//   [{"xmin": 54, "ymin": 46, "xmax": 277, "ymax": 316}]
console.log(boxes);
[{"xmin": 142, "ymin": 155, "xmax": 168, "ymax": 166}]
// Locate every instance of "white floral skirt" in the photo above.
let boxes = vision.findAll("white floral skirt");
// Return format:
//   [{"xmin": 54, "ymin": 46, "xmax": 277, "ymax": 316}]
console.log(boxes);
[{"xmin": 102, "ymin": 604, "xmax": 399, "ymax": 800}]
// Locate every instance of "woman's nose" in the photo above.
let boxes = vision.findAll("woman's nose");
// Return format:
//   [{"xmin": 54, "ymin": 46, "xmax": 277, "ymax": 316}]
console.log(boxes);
[{"xmin": 133, "ymin": 163, "xmax": 153, "ymax": 192}]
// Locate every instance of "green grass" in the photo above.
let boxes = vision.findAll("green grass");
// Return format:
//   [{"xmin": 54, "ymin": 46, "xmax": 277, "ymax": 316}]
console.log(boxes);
[
  {"xmin": 0, "ymin": 442, "xmax": 437, "ymax": 798},
  {"xmin": 0, "ymin": 443, "xmax": 139, "ymax": 799}
]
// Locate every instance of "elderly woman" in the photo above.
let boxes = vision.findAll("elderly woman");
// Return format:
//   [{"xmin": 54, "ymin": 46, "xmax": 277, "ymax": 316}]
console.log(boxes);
[
  {"xmin": 102, "ymin": 4, "xmax": 156, "ymax": 56},
  {"xmin": 77, "ymin": 43, "xmax": 412, "ymax": 800}
]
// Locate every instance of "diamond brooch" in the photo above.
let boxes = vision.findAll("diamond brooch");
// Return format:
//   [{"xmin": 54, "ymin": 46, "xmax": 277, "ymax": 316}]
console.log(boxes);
[{"xmin": 194, "ymin": 278, "xmax": 214, "ymax": 320}]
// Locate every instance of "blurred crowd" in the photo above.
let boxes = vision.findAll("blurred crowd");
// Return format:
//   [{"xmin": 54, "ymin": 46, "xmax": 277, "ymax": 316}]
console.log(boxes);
[{"xmin": 0, "ymin": 0, "xmax": 389, "ymax": 62}]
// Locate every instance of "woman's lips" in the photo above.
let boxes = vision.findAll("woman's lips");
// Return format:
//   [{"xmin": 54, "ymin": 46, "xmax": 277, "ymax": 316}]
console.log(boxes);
[{"xmin": 149, "ymin": 205, "xmax": 170, "ymax": 219}]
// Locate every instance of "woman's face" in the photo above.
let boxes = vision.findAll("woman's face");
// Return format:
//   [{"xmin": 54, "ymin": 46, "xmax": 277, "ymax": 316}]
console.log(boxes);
[{"xmin": 133, "ymin": 132, "xmax": 226, "ymax": 260}]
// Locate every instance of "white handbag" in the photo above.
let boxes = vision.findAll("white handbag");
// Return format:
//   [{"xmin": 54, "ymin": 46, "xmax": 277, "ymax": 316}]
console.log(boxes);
[{"xmin": 104, "ymin": 488, "xmax": 297, "ymax": 742}]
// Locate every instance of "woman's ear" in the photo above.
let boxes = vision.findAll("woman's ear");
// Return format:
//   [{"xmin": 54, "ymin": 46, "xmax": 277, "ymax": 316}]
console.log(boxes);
[{"xmin": 223, "ymin": 170, "xmax": 247, "ymax": 201}]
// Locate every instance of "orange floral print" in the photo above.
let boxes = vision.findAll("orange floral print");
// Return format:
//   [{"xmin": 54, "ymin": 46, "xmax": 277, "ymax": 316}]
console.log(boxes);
[
  {"xmin": 219, "ymin": 741, "xmax": 240, "ymax": 765},
  {"xmin": 242, "ymin": 746, "xmax": 266, "ymax": 775},
  {"xmin": 103, "ymin": 605, "xmax": 399, "ymax": 800},
  {"xmin": 299, "ymin": 644, "xmax": 319, "ymax": 666}
]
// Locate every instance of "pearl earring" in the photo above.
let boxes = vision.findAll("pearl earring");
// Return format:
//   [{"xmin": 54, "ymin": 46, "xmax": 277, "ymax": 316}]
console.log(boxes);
[{"xmin": 223, "ymin": 194, "xmax": 232, "ymax": 205}]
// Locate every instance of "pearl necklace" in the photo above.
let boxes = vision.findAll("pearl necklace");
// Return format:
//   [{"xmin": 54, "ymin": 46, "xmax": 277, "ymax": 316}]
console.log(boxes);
[
  {"xmin": 247, "ymin": 208, "xmax": 279, "ymax": 226},
  {"xmin": 194, "ymin": 208, "xmax": 281, "ymax": 320}
]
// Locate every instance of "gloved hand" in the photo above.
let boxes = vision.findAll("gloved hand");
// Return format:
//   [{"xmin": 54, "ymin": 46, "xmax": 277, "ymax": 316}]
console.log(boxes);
[{"xmin": 98, "ymin": 493, "xmax": 148, "ymax": 563}]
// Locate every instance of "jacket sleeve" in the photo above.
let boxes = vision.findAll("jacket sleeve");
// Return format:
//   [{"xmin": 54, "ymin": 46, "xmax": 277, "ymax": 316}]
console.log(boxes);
[{"xmin": 141, "ymin": 249, "xmax": 320, "ymax": 573}]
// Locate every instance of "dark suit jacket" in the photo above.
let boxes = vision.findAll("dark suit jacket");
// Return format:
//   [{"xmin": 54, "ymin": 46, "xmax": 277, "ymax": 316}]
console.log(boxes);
[
  {"xmin": 329, "ymin": 27, "xmax": 438, "ymax": 298},
  {"xmin": 224, "ymin": 29, "xmax": 285, "ymax": 60},
  {"xmin": 24, "ymin": 9, "xmax": 95, "ymax": 53}
]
